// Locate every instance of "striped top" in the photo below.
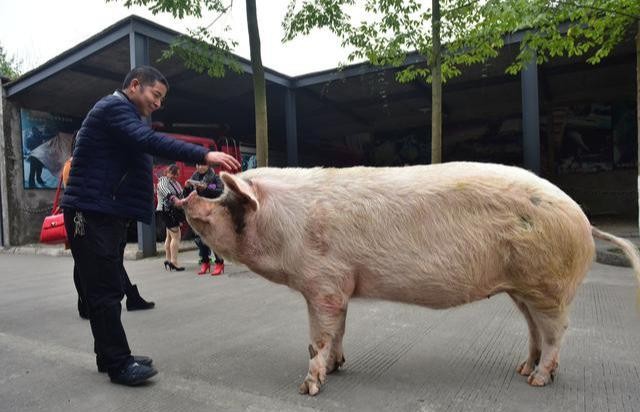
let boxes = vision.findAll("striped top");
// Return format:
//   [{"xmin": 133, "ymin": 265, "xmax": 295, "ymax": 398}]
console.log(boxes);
[{"xmin": 156, "ymin": 176, "xmax": 183, "ymax": 211}]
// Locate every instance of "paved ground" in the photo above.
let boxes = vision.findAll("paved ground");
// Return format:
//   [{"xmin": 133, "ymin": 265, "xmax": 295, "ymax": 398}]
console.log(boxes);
[
  {"xmin": 0, "ymin": 240, "xmax": 197, "ymax": 260},
  {"xmin": 1, "ymin": 251, "xmax": 639, "ymax": 412}
]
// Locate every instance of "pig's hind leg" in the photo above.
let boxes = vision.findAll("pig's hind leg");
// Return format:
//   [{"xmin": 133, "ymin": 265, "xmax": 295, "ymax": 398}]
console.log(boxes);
[
  {"xmin": 298, "ymin": 290, "xmax": 350, "ymax": 396},
  {"xmin": 524, "ymin": 306, "xmax": 569, "ymax": 386}
]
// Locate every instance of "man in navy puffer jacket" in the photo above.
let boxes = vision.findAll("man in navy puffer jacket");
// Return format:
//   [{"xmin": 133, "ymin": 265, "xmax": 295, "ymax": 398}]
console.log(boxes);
[{"xmin": 61, "ymin": 66, "xmax": 240, "ymax": 386}]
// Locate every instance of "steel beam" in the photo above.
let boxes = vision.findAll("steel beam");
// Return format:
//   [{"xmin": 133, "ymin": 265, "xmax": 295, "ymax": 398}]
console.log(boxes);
[
  {"xmin": 129, "ymin": 31, "xmax": 157, "ymax": 258},
  {"xmin": 521, "ymin": 52, "xmax": 541, "ymax": 175},
  {"xmin": 285, "ymin": 88, "xmax": 299, "ymax": 166}
]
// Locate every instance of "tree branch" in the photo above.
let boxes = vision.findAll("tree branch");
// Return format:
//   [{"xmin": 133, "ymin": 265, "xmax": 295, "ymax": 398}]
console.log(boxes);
[{"xmin": 204, "ymin": 0, "xmax": 233, "ymax": 30}]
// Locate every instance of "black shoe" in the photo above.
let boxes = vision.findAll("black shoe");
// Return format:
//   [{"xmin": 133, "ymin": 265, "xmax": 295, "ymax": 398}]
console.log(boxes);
[
  {"xmin": 98, "ymin": 355, "xmax": 153, "ymax": 373},
  {"xmin": 126, "ymin": 298, "xmax": 155, "ymax": 311},
  {"xmin": 166, "ymin": 262, "xmax": 185, "ymax": 272},
  {"xmin": 126, "ymin": 285, "xmax": 156, "ymax": 311},
  {"xmin": 109, "ymin": 361, "xmax": 158, "ymax": 386}
]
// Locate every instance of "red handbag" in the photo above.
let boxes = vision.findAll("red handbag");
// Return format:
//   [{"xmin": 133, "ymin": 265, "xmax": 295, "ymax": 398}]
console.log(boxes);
[{"xmin": 39, "ymin": 177, "xmax": 67, "ymax": 244}]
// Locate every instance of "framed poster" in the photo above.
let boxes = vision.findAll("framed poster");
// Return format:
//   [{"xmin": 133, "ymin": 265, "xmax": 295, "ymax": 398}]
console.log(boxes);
[{"xmin": 20, "ymin": 109, "xmax": 81, "ymax": 189}]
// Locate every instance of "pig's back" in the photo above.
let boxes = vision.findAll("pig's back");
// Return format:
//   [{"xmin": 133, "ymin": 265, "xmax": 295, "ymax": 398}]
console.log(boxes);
[
  {"xmin": 245, "ymin": 162, "xmax": 575, "ymax": 205},
  {"xmin": 332, "ymin": 162, "xmax": 574, "ymax": 204}
]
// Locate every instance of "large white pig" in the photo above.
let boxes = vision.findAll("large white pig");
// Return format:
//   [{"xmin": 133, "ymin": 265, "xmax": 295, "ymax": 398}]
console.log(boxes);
[{"xmin": 178, "ymin": 162, "xmax": 640, "ymax": 396}]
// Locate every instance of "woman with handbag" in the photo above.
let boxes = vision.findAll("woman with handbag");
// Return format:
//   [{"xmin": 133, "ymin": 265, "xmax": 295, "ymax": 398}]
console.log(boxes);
[{"xmin": 156, "ymin": 164, "xmax": 185, "ymax": 271}]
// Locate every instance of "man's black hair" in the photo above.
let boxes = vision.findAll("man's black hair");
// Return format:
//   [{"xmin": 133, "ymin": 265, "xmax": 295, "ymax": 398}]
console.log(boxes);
[{"xmin": 123, "ymin": 66, "xmax": 169, "ymax": 90}]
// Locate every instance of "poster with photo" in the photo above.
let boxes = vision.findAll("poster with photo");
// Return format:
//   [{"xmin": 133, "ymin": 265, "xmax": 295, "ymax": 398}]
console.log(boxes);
[
  {"xmin": 239, "ymin": 144, "xmax": 257, "ymax": 171},
  {"xmin": 20, "ymin": 109, "xmax": 81, "ymax": 189}
]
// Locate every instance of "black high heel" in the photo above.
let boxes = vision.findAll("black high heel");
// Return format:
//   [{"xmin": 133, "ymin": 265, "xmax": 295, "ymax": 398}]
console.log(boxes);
[
  {"xmin": 163, "ymin": 260, "xmax": 171, "ymax": 271},
  {"xmin": 167, "ymin": 262, "xmax": 185, "ymax": 272}
]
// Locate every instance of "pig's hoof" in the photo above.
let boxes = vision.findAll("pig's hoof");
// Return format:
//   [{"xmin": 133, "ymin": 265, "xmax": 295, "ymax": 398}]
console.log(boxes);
[
  {"xmin": 527, "ymin": 369, "xmax": 551, "ymax": 387},
  {"xmin": 299, "ymin": 377, "xmax": 323, "ymax": 396},
  {"xmin": 327, "ymin": 354, "xmax": 345, "ymax": 374},
  {"xmin": 516, "ymin": 360, "xmax": 536, "ymax": 376},
  {"xmin": 298, "ymin": 364, "xmax": 327, "ymax": 396}
]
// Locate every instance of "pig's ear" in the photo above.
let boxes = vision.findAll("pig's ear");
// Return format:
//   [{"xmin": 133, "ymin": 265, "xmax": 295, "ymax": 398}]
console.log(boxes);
[{"xmin": 220, "ymin": 172, "xmax": 259, "ymax": 211}]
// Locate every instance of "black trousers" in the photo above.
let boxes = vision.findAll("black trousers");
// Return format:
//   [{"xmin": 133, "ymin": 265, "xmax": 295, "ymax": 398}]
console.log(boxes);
[
  {"xmin": 64, "ymin": 209, "xmax": 133, "ymax": 375},
  {"xmin": 74, "ymin": 261, "xmax": 136, "ymax": 314},
  {"xmin": 194, "ymin": 236, "xmax": 223, "ymax": 264}
]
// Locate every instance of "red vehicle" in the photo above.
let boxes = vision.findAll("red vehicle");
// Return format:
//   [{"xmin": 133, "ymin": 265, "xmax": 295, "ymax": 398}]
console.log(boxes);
[
  {"xmin": 153, "ymin": 133, "xmax": 220, "ymax": 191},
  {"xmin": 152, "ymin": 133, "xmax": 241, "ymax": 241}
]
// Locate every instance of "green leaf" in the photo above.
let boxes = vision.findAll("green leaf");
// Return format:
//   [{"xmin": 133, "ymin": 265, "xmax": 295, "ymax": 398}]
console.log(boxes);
[
  {"xmin": 160, "ymin": 28, "xmax": 242, "ymax": 78},
  {"xmin": 0, "ymin": 43, "xmax": 21, "ymax": 80}
]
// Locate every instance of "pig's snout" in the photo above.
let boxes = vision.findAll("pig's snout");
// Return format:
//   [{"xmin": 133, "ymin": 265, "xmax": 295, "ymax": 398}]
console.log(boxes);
[{"xmin": 175, "ymin": 191, "xmax": 198, "ymax": 210}]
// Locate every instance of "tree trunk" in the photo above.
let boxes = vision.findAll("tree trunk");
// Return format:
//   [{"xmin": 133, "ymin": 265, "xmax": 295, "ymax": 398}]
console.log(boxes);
[
  {"xmin": 431, "ymin": 0, "xmax": 442, "ymax": 164},
  {"xmin": 246, "ymin": 0, "xmax": 268, "ymax": 167},
  {"xmin": 636, "ymin": 20, "xmax": 639, "ymax": 234}
]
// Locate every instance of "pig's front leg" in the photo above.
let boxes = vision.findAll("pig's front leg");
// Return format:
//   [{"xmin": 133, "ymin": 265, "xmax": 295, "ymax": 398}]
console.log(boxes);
[
  {"xmin": 327, "ymin": 308, "xmax": 347, "ymax": 374},
  {"xmin": 299, "ymin": 293, "xmax": 348, "ymax": 396}
]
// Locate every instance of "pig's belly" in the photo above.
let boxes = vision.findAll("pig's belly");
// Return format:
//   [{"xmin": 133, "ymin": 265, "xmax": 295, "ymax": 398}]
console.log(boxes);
[{"xmin": 351, "ymin": 265, "xmax": 505, "ymax": 309}]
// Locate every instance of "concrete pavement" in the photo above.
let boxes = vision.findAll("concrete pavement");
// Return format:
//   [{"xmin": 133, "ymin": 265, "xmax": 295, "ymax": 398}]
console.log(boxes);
[
  {"xmin": 0, "ymin": 240, "xmax": 197, "ymax": 260},
  {"xmin": 1, "ymin": 251, "xmax": 639, "ymax": 411}
]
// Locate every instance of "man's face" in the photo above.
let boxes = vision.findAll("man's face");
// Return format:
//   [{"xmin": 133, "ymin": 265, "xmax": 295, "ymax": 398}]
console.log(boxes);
[
  {"xmin": 196, "ymin": 164, "xmax": 209, "ymax": 174},
  {"xmin": 127, "ymin": 79, "xmax": 167, "ymax": 117}
]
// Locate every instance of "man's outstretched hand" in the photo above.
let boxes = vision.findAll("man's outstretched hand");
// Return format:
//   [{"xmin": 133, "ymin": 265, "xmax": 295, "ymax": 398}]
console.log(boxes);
[{"xmin": 205, "ymin": 151, "xmax": 241, "ymax": 172}]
